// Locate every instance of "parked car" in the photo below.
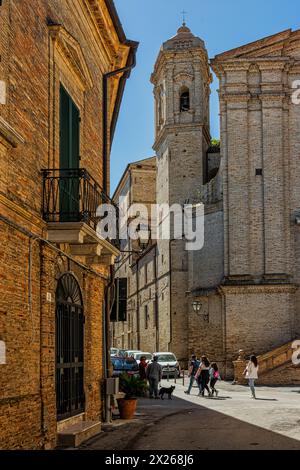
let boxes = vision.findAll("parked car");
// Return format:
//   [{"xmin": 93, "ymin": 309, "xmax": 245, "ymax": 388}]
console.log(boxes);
[
  {"xmin": 110, "ymin": 347, "xmax": 119, "ymax": 357},
  {"xmin": 153, "ymin": 352, "xmax": 181, "ymax": 378},
  {"xmin": 124, "ymin": 349, "xmax": 142, "ymax": 358},
  {"xmin": 111, "ymin": 356, "xmax": 139, "ymax": 377},
  {"xmin": 133, "ymin": 352, "xmax": 153, "ymax": 365},
  {"xmin": 118, "ymin": 349, "xmax": 128, "ymax": 357}
]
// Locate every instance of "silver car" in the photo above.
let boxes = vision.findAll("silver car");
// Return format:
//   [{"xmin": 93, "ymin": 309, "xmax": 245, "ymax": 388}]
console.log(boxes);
[
  {"xmin": 153, "ymin": 352, "xmax": 181, "ymax": 378},
  {"xmin": 133, "ymin": 352, "xmax": 153, "ymax": 365},
  {"xmin": 110, "ymin": 347, "xmax": 119, "ymax": 357}
]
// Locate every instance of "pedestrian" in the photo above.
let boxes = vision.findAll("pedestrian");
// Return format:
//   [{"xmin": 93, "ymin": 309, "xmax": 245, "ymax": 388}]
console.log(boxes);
[
  {"xmin": 195, "ymin": 355, "xmax": 211, "ymax": 397},
  {"xmin": 146, "ymin": 356, "xmax": 162, "ymax": 399},
  {"xmin": 184, "ymin": 354, "xmax": 201, "ymax": 395},
  {"xmin": 139, "ymin": 356, "xmax": 147, "ymax": 381},
  {"xmin": 243, "ymin": 354, "xmax": 259, "ymax": 399},
  {"xmin": 209, "ymin": 362, "xmax": 220, "ymax": 397}
]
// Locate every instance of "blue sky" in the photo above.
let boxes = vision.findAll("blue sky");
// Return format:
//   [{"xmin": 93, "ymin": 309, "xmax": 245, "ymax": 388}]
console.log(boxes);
[{"xmin": 110, "ymin": 0, "xmax": 299, "ymax": 192}]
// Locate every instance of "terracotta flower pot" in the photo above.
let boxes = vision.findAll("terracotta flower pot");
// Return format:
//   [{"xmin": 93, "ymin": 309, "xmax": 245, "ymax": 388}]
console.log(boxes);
[{"xmin": 117, "ymin": 398, "xmax": 137, "ymax": 419}]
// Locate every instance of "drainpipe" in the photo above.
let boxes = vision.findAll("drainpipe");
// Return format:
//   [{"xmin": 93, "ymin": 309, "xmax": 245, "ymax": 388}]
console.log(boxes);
[
  {"xmin": 168, "ymin": 240, "xmax": 173, "ymax": 351},
  {"xmin": 136, "ymin": 257, "xmax": 140, "ymax": 350},
  {"xmin": 154, "ymin": 244, "xmax": 159, "ymax": 351},
  {"xmin": 102, "ymin": 45, "xmax": 137, "ymax": 422},
  {"xmin": 103, "ymin": 265, "xmax": 114, "ymax": 423},
  {"xmin": 102, "ymin": 48, "xmax": 138, "ymax": 195}
]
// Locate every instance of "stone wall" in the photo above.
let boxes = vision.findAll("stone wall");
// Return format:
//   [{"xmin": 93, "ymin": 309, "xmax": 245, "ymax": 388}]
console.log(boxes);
[
  {"xmin": 112, "ymin": 158, "xmax": 157, "ymax": 352},
  {"xmin": 188, "ymin": 293, "xmax": 225, "ymax": 373},
  {"xmin": 223, "ymin": 286, "xmax": 297, "ymax": 377}
]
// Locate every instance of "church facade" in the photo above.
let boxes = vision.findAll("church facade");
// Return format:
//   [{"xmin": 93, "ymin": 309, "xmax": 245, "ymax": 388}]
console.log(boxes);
[{"xmin": 112, "ymin": 25, "xmax": 300, "ymax": 378}]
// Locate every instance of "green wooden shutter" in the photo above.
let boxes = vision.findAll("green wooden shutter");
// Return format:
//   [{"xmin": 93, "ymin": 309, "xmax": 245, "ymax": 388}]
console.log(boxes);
[
  {"xmin": 59, "ymin": 85, "xmax": 80, "ymax": 221},
  {"xmin": 60, "ymin": 86, "xmax": 70, "ymax": 170},
  {"xmin": 70, "ymin": 100, "xmax": 80, "ymax": 169}
]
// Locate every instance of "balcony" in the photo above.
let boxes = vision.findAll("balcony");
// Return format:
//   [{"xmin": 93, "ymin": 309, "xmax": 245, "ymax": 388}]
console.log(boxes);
[{"xmin": 42, "ymin": 168, "xmax": 119, "ymax": 265}]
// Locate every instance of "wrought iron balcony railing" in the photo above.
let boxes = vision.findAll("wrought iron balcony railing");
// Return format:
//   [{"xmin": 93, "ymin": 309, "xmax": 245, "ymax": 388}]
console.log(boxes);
[{"xmin": 42, "ymin": 168, "xmax": 119, "ymax": 245}]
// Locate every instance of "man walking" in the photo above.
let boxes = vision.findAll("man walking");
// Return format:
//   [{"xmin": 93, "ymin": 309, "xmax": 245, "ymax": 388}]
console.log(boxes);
[
  {"xmin": 146, "ymin": 356, "xmax": 162, "ymax": 399},
  {"xmin": 184, "ymin": 354, "xmax": 201, "ymax": 395}
]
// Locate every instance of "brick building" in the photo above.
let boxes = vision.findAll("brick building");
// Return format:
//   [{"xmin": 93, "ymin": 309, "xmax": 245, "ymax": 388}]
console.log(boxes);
[
  {"xmin": 112, "ymin": 24, "xmax": 300, "ymax": 382},
  {"xmin": 0, "ymin": 0, "xmax": 137, "ymax": 449},
  {"xmin": 112, "ymin": 157, "xmax": 158, "ymax": 352}
]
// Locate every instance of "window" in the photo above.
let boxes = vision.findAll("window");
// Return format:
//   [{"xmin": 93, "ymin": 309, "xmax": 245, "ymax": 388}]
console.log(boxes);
[
  {"xmin": 158, "ymin": 86, "xmax": 165, "ymax": 125},
  {"xmin": 144, "ymin": 305, "xmax": 148, "ymax": 329},
  {"xmin": 110, "ymin": 278, "xmax": 127, "ymax": 322},
  {"xmin": 180, "ymin": 89, "xmax": 190, "ymax": 112},
  {"xmin": 60, "ymin": 85, "xmax": 80, "ymax": 170},
  {"xmin": 59, "ymin": 85, "xmax": 80, "ymax": 221}
]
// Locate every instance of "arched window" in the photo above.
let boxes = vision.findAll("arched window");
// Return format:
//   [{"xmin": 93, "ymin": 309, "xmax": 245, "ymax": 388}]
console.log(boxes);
[
  {"xmin": 56, "ymin": 273, "xmax": 84, "ymax": 420},
  {"xmin": 158, "ymin": 86, "xmax": 165, "ymax": 125},
  {"xmin": 180, "ymin": 89, "xmax": 190, "ymax": 112}
]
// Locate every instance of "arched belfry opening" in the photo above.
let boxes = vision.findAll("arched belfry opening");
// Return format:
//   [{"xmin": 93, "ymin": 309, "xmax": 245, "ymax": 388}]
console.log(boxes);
[{"xmin": 180, "ymin": 88, "xmax": 190, "ymax": 112}]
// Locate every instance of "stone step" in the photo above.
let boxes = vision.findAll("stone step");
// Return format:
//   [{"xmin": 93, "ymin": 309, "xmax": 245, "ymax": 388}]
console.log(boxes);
[
  {"xmin": 57, "ymin": 420, "xmax": 101, "ymax": 448},
  {"xmin": 233, "ymin": 339, "xmax": 300, "ymax": 385}
]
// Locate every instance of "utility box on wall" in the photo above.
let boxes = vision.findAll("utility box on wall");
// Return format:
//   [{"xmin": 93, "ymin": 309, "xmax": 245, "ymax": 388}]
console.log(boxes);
[{"xmin": 105, "ymin": 377, "xmax": 119, "ymax": 395}]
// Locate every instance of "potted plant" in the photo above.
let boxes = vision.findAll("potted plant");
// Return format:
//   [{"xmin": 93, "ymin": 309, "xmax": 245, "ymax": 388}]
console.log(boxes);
[{"xmin": 117, "ymin": 373, "xmax": 148, "ymax": 419}]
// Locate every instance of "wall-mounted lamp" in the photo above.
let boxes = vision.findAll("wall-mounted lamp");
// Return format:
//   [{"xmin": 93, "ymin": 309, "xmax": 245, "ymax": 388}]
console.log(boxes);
[{"xmin": 192, "ymin": 300, "xmax": 209, "ymax": 322}]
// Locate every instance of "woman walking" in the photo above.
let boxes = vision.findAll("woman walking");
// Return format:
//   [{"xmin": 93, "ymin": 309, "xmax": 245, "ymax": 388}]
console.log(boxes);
[
  {"xmin": 243, "ymin": 355, "xmax": 259, "ymax": 399},
  {"xmin": 196, "ymin": 356, "xmax": 211, "ymax": 397},
  {"xmin": 139, "ymin": 356, "xmax": 148, "ymax": 381}
]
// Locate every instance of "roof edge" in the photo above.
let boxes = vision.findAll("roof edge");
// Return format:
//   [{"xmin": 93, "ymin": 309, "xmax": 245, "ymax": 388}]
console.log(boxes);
[{"xmin": 213, "ymin": 28, "xmax": 297, "ymax": 61}]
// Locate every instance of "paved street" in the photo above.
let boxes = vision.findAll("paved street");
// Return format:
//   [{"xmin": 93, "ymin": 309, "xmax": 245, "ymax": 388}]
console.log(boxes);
[{"xmin": 80, "ymin": 380, "xmax": 300, "ymax": 450}]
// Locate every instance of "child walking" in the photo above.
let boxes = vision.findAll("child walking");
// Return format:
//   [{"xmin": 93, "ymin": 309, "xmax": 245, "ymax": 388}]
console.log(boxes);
[{"xmin": 209, "ymin": 363, "xmax": 220, "ymax": 397}]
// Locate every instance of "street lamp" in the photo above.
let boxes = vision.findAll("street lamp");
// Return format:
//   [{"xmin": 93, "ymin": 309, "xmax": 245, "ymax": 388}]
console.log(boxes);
[
  {"xmin": 192, "ymin": 300, "xmax": 209, "ymax": 322},
  {"xmin": 192, "ymin": 300, "xmax": 202, "ymax": 313}
]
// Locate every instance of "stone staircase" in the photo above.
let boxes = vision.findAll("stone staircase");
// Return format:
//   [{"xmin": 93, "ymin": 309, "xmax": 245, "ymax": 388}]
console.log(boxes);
[{"xmin": 233, "ymin": 340, "xmax": 300, "ymax": 385}]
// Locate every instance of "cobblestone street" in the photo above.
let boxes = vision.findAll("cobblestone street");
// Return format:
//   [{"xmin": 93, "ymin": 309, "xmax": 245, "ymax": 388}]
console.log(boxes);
[{"xmin": 78, "ymin": 380, "xmax": 300, "ymax": 450}]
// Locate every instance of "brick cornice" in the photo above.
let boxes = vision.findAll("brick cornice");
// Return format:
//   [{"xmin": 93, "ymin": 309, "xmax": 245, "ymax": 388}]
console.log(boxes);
[
  {"xmin": 153, "ymin": 122, "xmax": 210, "ymax": 151},
  {"xmin": 0, "ymin": 117, "xmax": 25, "ymax": 149},
  {"xmin": 219, "ymin": 284, "xmax": 298, "ymax": 295},
  {"xmin": 0, "ymin": 194, "xmax": 45, "ymax": 231},
  {"xmin": 49, "ymin": 25, "xmax": 93, "ymax": 90}
]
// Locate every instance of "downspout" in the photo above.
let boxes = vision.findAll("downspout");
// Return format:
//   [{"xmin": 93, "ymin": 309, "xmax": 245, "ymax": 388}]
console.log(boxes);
[
  {"xmin": 136, "ymin": 258, "xmax": 140, "ymax": 350},
  {"xmin": 168, "ymin": 240, "xmax": 173, "ymax": 351},
  {"xmin": 103, "ymin": 265, "xmax": 114, "ymax": 423},
  {"xmin": 102, "ymin": 44, "xmax": 137, "ymax": 422},
  {"xmin": 102, "ymin": 48, "xmax": 137, "ymax": 195},
  {"xmin": 154, "ymin": 244, "xmax": 159, "ymax": 351}
]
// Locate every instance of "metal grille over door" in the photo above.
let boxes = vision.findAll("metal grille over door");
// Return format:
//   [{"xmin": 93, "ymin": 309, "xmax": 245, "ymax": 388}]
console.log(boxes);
[{"xmin": 56, "ymin": 273, "xmax": 84, "ymax": 421}]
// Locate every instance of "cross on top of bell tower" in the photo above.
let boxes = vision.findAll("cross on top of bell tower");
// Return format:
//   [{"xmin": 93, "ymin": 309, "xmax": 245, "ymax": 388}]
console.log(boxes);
[{"xmin": 181, "ymin": 9, "xmax": 187, "ymax": 26}]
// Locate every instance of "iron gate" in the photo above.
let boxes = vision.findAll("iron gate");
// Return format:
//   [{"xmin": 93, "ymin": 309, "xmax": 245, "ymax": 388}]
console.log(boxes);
[{"xmin": 56, "ymin": 274, "xmax": 85, "ymax": 421}]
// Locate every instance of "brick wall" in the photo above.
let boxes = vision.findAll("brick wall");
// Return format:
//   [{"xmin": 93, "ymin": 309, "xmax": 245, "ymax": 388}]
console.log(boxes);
[{"xmin": 0, "ymin": 0, "xmax": 131, "ymax": 449}]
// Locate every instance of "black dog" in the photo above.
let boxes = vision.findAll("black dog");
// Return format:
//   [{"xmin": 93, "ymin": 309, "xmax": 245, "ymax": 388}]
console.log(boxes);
[{"xmin": 159, "ymin": 385, "xmax": 175, "ymax": 400}]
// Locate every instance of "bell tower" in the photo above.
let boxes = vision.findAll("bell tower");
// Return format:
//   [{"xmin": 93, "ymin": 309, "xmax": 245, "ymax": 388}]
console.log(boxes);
[
  {"xmin": 151, "ymin": 22, "xmax": 212, "ymax": 204},
  {"xmin": 151, "ymin": 24, "xmax": 212, "ymax": 362}
]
